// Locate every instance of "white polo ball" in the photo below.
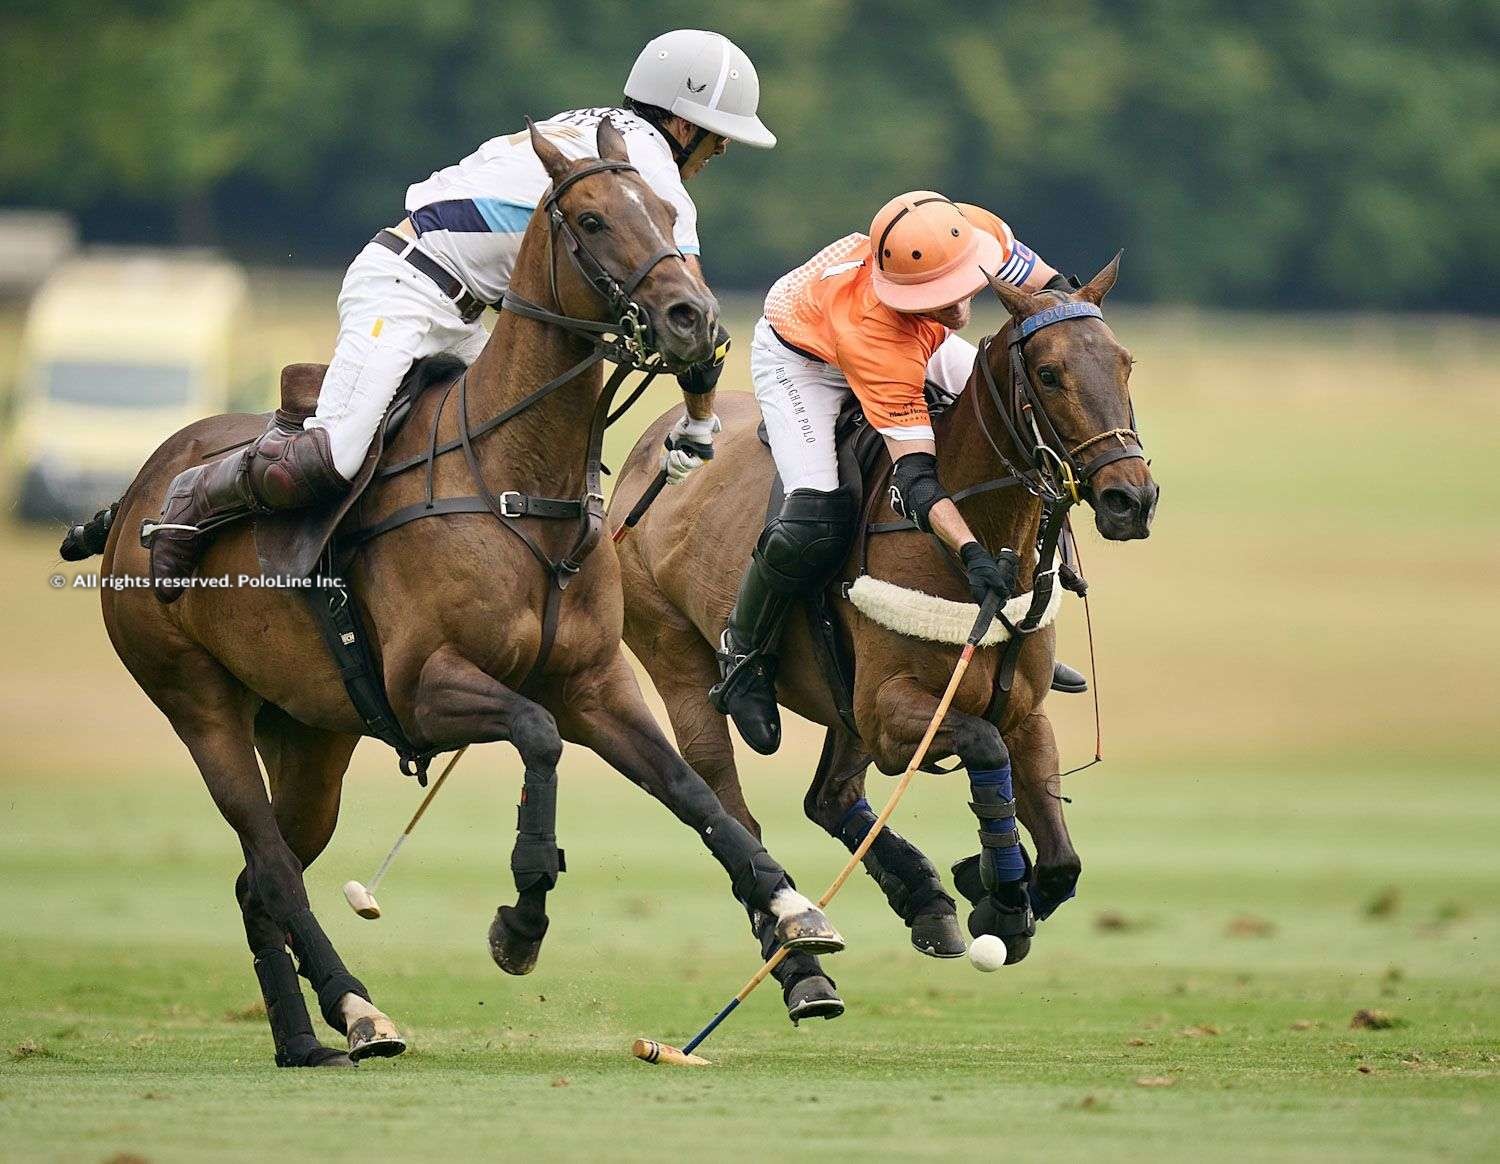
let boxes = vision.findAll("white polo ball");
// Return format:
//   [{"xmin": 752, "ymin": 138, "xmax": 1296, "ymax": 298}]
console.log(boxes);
[{"xmin": 967, "ymin": 934, "xmax": 1008, "ymax": 972}]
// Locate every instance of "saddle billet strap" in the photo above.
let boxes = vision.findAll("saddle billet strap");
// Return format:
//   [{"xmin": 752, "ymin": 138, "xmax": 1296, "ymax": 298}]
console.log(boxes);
[{"xmin": 339, "ymin": 496, "xmax": 585, "ymax": 552}]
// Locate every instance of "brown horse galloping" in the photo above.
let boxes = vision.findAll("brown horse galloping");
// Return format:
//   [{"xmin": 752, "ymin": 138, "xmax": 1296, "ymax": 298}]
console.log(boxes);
[
  {"xmin": 611, "ymin": 261, "xmax": 1157, "ymax": 1017},
  {"xmin": 60, "ymin": 119, "xmax": 842, "ymax": 1069}
]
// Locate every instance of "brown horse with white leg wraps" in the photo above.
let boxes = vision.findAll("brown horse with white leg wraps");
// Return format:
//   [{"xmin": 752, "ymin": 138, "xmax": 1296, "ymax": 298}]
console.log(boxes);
[
  {"xmin": 612, "ymin": 261, "xmax": 1157, "ymax": 1016},
  {"xmin": 59, "ymin": 119, "xmax": 842, "ymax": 1069}
]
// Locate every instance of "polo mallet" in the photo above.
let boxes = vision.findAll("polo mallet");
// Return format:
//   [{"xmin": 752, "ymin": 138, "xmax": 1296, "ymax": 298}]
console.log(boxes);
[
  {"xmin": 343, "ymin": 745, "xmax": 468, "ymax": 919},
  {"xmin": 633, "ymin": 591, "xmax": 1003, "ymax": 1066},
  {"xmin": 611, "ymin": 468, "xmax": 668, "ymax": 543}
]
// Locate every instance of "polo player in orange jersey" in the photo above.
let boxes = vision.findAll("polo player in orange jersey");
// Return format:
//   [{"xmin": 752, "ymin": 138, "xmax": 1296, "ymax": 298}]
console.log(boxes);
[{"xmin": 695, "ymin": 192, "xmax": 1088, "ymax": 755}]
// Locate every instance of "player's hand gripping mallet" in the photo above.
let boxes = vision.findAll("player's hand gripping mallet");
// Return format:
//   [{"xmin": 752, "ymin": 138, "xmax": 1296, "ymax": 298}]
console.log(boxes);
[
  {"xmin": 343, "ymin": 745, "xmax": 468, "ymax": 919},
  {"xmin": 633, "ymin": 592, "xmax": 1003, "ymax": 1066}
]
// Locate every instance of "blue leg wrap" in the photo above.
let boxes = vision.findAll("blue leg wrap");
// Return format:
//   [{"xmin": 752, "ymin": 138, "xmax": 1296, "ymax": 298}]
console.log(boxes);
[
  {"xmin": 835, "ymin": 797, "xmax": 875, "ymax": 848},
  {"xmin": 969, "ymin": 764, "xmax": 1026, "ymax": 884}
]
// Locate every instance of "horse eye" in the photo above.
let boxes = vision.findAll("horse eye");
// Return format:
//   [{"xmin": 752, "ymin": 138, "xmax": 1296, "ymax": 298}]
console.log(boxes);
[
  {"xmin": 578, "ymin": 212, "xmax": 605, "ymax": 234},
  {"xmin": 1037, "ymin": 366, "xmax": 1061, "ymax": 388}
]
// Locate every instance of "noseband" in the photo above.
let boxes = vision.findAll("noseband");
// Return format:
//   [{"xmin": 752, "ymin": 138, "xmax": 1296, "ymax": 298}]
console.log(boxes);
[
  {"xmin": 504, "ymin": 159, "xmax": 687, "ymax": 367},
  {"xmin": 973, "ymin": 299, "xmax": 1145, "ymax": 506}
]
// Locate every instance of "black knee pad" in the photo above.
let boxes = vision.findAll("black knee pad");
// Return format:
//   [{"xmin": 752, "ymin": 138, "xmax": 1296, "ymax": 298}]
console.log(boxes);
[
  {"xmin": 753, "ymin": 487, "xmax": 857, "ymax": 592},
  {"xmin": 286, "ymin": 909, "xmax": 368, "ymax": 1035}
]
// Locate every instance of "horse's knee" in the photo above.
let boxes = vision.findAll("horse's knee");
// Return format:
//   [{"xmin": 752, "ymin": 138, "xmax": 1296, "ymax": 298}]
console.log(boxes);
[
  {"xmin": 511, "ymin": 702, "xmax": 562, "ymax": 771},
  {"xmin": 951, "ymin": 714, "xmax": 1008, "ymax": 771},
  {"xmin": 247, "ymin": 846, "xmax": 307, "ymax": 922}
]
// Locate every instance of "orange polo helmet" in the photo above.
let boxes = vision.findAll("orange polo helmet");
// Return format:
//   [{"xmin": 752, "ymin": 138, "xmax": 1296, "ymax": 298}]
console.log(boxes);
[{"xmin": 868, "ymin": 192, "xmax": 1005, "ymax": 313}]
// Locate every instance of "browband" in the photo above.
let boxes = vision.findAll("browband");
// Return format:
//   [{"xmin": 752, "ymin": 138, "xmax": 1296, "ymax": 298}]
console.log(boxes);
[{"xmin": 1013, "ymin": 301, "xmax": 1103, "ymax": 342}]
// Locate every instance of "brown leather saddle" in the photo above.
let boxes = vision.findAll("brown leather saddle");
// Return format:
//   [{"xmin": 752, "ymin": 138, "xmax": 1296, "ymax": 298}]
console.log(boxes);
[{"xmin": 254, "ymin": 354, "xmax": 467, "ymax": 581}]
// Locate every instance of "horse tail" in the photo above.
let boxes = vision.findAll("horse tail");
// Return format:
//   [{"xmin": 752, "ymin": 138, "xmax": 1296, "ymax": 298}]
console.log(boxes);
[{"xmin": 59, "ymin": 501, "xmax": 119, "ymax": 561}]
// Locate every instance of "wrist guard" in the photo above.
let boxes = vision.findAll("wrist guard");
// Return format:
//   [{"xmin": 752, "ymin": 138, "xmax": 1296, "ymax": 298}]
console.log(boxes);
[
  {"xmin": 677, "ymin": 323, "xmax": 731, "ymax": 395},
  {"xmin": 888, "ymin": 452, "xmax": 949, "ymax": 533}
]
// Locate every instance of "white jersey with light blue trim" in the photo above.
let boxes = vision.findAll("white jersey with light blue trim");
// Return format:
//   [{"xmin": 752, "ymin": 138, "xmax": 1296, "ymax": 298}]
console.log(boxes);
[{"xmin": 403, "ymin": 107, "xmax": 700, "ymax": 306}]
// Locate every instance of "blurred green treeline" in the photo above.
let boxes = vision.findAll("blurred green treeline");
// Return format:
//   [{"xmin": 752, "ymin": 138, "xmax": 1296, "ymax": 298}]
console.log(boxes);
[{"xmin": 2, "ymin": 0, "xmax": 1496, "ymax": 309}]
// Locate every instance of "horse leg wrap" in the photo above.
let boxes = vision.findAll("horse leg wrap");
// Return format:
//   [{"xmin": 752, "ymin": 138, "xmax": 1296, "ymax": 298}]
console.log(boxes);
[
  {"xmin": 286, "ymin": 909, "xmax": 368, "ymax": 1035},
  {"xmin": 511, "ymin": 775, "xmax": 564, "ymax": 896},
  {"xmin": 253, "ymin": 948, "xmax": 333, "ymax": 1068},
  {"xmin": 753, "ymin": 910, "xmax": 829, "ymax": 999},
  {"xmin": 836, "ymin": 798, "xmax": 954, "ymax": 923},
  {"xmin": 969, "ymin": 765, "xmax": 1027, "ymax": 889},
  {"xmin": 704, "ymin": 811, "xmax": 790, "ymax": 910}
]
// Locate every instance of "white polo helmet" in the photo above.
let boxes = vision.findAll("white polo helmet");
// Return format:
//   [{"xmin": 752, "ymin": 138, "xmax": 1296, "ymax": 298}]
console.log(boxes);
[{"xmin": 624, "ymin": 29, "xmax": 776, "ymax": 148}]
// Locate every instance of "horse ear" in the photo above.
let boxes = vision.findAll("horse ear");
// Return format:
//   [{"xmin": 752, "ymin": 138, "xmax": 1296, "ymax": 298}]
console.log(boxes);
[
  {"xmin": 596, "ymin": 114, "xmax": 630, "ymax": 164},
  {"xmin": 527, "ymin": 117, "xmax": 571, "ymax": 183},
  {"xmin": 1075, "ymin": 251, "xmax": 1123, "ymax": 305},
  {"xmin": 985, "ymin": 270, "xmax": 1041, "ymax": 319}
]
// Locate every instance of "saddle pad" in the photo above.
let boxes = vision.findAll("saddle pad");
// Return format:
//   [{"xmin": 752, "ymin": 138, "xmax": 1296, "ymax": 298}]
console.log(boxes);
[{"xmin": 846, "ymin": 574, "xmax": 1062, "ymax": 648}]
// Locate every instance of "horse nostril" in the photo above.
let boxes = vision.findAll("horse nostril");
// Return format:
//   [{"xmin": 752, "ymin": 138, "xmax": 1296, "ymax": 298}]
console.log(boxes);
[
  {"xmin": 1100, "ymin": 487, "xmax": 1135, "ymax": 517},
  {"xmin": 666, "ymin": 302, "xmax": 703, "ymax": 336}
]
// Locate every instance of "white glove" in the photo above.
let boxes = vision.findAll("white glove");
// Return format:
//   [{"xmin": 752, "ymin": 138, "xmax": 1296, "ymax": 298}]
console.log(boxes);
[{"xmin": 661, "ymin": 413, "xmax": 721, "ymax": 486}]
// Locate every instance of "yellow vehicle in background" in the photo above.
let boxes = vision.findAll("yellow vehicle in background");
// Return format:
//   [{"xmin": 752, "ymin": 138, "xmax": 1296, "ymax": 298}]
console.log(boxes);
[{"xmin": 9, "ymin": 250, "xmax": 253, "ymax": 522}]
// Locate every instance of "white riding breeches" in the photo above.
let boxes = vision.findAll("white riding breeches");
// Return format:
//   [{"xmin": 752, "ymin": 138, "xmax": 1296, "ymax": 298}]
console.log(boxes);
[
  {"xmin": 748, "ymin": 316, "xmax": 977, "ymax": 495},
  {"xmin": 305, "ymin": 240, "xmax": 490, "ymax": 479}
]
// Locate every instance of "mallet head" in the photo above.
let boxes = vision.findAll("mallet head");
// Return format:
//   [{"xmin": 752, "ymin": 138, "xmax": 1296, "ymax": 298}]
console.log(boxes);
[
  {"xmin": 343, "ymin": 880, "xmax": 382, "ymax": 919},
  {"xmin": 631, "ymin": 1038, "xmax": 711, "ymax": 1067}
]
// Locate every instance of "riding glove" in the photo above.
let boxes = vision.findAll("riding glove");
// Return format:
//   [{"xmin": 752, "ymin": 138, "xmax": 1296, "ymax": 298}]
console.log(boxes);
[
  {"xmin": 959, "ymin": 542, "xmax": 1020, "ymax": 607},
  {"xmin": 661, "ymin": 413, "xmax": 721, "ymax": 485}
]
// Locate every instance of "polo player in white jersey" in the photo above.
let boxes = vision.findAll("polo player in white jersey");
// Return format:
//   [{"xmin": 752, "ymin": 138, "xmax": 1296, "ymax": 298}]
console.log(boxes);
[{"xmin": 147, "ymin": 29, "xmax": 769, "ymax": 599}]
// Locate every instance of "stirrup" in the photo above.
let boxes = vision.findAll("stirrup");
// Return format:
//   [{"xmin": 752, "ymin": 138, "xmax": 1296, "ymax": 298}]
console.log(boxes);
[
  {"xmin": 139, "ymin": 519, "xmax": 202, "ymax": 545},
  {"xmin": 709, "ymin": 629, "xmax": 765, "ymax": 712}
]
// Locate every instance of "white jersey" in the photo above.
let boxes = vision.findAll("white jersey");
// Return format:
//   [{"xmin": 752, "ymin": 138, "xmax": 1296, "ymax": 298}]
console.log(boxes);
[{"xmin": 403, "ymin": 107, "xmax": 700, "ymax": 305}]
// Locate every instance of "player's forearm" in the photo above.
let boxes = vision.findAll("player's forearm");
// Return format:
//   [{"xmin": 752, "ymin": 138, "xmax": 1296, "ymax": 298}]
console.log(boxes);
[
  {"xmin": 926, "ymin": 497, "xmax": 977, "ymax": 553},
  {"xmin": 683, "ymin": 388, "xmax": 716, "ymax": 421}
]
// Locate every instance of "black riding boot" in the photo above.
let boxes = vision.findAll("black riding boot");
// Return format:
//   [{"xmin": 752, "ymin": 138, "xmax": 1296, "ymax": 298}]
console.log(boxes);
[
  {"xmin": 710, "ymin": 486, "xmax": 857, "ymax": 754},
  {"xmin": 143, "ymin": 421, "xmax": 348, "ymax": 603}
]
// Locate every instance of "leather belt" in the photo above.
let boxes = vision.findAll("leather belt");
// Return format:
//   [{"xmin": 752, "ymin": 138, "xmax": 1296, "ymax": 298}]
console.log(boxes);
[
  {"xmin": 769, "ymin": 324, "xmax": 827, "ymax": 365},
  {"xmin": 373, "ymin": 229, "xmax": 487, "ymax": 323}
]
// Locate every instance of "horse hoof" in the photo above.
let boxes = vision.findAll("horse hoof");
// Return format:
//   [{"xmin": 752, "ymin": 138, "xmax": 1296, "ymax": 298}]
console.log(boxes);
[
  {"xmin": 279, "ymin": 1041, "xmax": 356, "ymax": 1068},
  {"xmin": 489, "ymin": 905, "xmax": 548, "ymax": 975},
  {"xmin": 1002, "ymin": 935, "xmax": 1031, "ymax": 965},
  {"xmin": 786, "ymin": 975, "xmax": 844, "ymax": 1024},
  {"xmin": 775, "ymin": 907, "xmax": 845, "ymax": 954},
  {"xmin": 347, "ymin": 1015, "xmax": 407, "ymax": 1062},
  {"xmin": 910, "ymin": 910, "xmax": 967, "ymax": 958}
]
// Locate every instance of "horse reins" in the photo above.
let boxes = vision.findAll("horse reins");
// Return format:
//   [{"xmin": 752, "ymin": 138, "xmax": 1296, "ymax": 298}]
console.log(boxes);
[
  {"xmin": 343, "ymin": 157, "xmax": 687, "ymax": 691},
  {"xmin": 861, "ymin": 295, "xmax": 1146, "ymax": 746}
]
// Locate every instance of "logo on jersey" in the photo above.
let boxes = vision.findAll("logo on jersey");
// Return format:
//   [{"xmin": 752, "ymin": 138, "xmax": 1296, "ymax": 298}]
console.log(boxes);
[
  {"xmin": 820, "ymin": 260, "xmax": 865, "ymax": 280},
  {"xmin": 686, "ymin": 77, "xmax": 707, "ymax": 93}
]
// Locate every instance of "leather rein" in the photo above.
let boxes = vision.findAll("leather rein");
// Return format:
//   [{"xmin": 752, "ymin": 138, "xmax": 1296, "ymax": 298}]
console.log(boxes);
[
  {"xmin": 862, "ymin": 296, "xmax": 1146, "ymax": 728},
  {"xmin": 342, "ymin": 158, "xmax": 685, "ymax": 689}
]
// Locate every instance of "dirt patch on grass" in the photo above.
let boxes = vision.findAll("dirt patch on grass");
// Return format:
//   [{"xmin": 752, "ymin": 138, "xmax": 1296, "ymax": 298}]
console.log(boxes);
[
  {"xmin": 1226, "ymin": 915, "xmax": 1275, "ymax": 938},
  {"xmin": 9, "ymin": 1039, "xmax": 46, "ymax": 1061},
  {"xmin": 1350, "ymin": 1008, "xmax": 1402, "ymax": 1030},
  {"xmin": 224, "ymin": 1000, "xmax": 266, "ymax": 1022}
]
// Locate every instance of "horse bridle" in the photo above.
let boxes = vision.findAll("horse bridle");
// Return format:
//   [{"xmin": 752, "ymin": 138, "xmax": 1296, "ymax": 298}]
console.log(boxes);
[
  {"xmin": 971, "ymin": 298, "xmax": 1145, "ymax": 507},
  {"xmin": 345, "ymin": 156, "xmax": 695, "ymax": 719},
  {"xmin": 503, "ymin": 158, "xmax": 687, "ymax": 368}
]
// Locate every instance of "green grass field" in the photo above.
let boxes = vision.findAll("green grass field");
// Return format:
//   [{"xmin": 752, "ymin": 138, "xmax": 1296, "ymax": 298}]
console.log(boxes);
[{"xmin": 1, "ymin": 294, "xmax": 1497, "ymax": 1160}]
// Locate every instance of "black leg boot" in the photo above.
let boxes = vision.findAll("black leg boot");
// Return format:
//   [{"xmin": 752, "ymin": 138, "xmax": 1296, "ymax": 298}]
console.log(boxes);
[{"xmin": 709, "ymin": 486, "xmax": 857, "ymax": 754}]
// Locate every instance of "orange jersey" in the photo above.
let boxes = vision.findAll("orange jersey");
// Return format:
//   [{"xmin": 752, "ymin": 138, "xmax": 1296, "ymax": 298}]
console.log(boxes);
[{"xmin": 764, "ymin": 208, "xmax": 1015, "ymax": 435}]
